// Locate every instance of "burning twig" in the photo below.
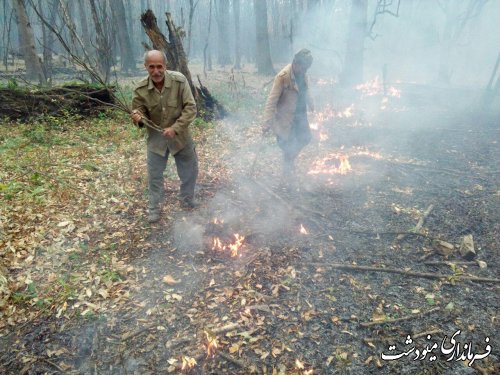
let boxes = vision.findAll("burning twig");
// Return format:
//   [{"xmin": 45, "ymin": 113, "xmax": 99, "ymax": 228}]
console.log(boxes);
[
  {"xmin": 204, "ymin": 330, "xmax": 219, "ymax": 357},
  {"xmin": 181, "ymin": 355, "xmax": 197, "ymax": 371}
]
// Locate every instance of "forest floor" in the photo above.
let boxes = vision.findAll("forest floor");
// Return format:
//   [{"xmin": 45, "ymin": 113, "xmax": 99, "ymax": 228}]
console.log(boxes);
[{"xmin": 0, "ymin": 64, "xmax": 499, "ymax": 374}]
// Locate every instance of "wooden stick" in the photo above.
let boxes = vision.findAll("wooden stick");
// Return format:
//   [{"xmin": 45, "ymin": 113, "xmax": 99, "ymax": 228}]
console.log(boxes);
[
  {"xmin": 397, "ymin": 204, "xmax": 434, "ymax": 240},
  {"xmin": 308, "ymin": 263, "xmax": 500, "ymax": 284},
  {"xmin": 359, "ymin": 307, "xmax": 441, "ymax": 328},
  {"xmin": 424, "ymin": 261, "xmax": 478, "ymax": 267}
]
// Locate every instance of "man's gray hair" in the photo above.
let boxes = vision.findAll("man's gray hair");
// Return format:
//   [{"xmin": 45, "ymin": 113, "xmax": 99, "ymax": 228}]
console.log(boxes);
[{"xmin": 143, "ymin": 50, "xmax": 168, "ymax": 65}]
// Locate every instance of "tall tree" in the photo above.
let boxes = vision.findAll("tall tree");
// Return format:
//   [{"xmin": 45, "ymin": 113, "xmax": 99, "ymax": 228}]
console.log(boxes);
[
  {"xmin": 254, "ymin": 0, "xmax": 274, "ymax": 75},
  {"xmin": 186, "ymin": 0, "xmax": 200, "ymax": 58},
  {"xmin": 215, "ymin": 0, "xmax": 231, "ymax": 65},
  {"xmin": 111, "ymin": 0, "xmax": 136, "ymax": 72},
  {"xmin": 89, "ymin": 0, "xmax": 112, "ymax": 82},
  {"xmin": 339, "ymin": 0, "xmax": 367, "ymax": 87},
  {"xmin": 38, "ymin": 0, "xmax": 58, "ymax": 82},
  {"xmin": 14, "ymin": 0, "xmax": 45, "ymax": 83},
  {"xmin": 233, "ymin": 0, "xmax": 241, "ymax": 69},
  {"xmin": 76, "ymin": 0, "xmax": 92, "ymax": 58}
]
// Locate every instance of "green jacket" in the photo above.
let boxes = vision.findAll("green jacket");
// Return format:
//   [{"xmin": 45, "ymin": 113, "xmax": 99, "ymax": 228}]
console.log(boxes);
[{"xmin": 132, "ymin": 71, "xmax": 197, "ymax": 156}]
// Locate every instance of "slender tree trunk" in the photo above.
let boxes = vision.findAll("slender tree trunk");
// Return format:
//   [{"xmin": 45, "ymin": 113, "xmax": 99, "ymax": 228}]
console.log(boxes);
[
  {"xmin": 111, "ymin": 0, "xmax": 136, "ymax": 72},
  {"xmin": 216, "ymin": 0, "xmax": 231, "ymax": 66},
  {"xmin": 89, "ymin": 0, "xmax": 112, "ymax": 82},
  {"xmin": 77, "ymin": 0, "xmax": 92, "ymax": 58},
  {"xmin": 186, "ymin": 0, "xmax": 197, "ymax": 58},
  {"xmin": 14, "ymin": 0, "xmax": 46, "ymax": 83},
  {"xmin": 203, "ymin": 0, "xmax": 213, "ymax": 76},
  {"xmin": 38, "ymin": 0, "xmax": 58, "ymax": 82},
  {"xmin": 254, "ymin": 0, "xmax": 274, "ymax": 75},
  {"xmin": 339, "ymin": 0, "xmax": 367, "ymax": 87},
  {"xmin": 233, "ymin": 0, "xmax": 241, "ymax": 69}
]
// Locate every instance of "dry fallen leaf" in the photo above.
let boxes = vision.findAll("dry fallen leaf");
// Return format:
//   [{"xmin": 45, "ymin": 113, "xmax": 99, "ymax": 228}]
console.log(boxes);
[{"xmin": 163, "ymin": 275, "xmax": 180, "ymax": 285}]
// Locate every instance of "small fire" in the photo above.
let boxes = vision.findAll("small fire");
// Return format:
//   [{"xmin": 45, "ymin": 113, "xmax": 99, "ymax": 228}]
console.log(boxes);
[
  {"xmin": 212, "ymin": 234, "xmax": 245, "ymax": 257},
  {"xmin": 308, "ymin": 154, "xmax": 352, "ymax": 176},
  {"xmin": 212, "ymin": 218, "xmax": 224, "ymax": 224},
  {"xmin": 300, "ymin": 224, "xmax": 308, "ymax": 235},
  {"xmin": 356, "ymin": 76, "xmax": 402, "ymax": 102},
  {"xmin": 204, "ymin": 331, "xmax": 218, "ymax": 357},
  {"xmin": 181, "ymin": 355, "xmax": 197, "ymax": 371}
]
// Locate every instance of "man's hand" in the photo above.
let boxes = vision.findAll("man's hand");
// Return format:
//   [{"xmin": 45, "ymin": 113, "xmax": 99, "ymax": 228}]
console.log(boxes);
[
  {"xmin": 163, "ymin": 128, "xmax": 176, "ymax": 139},
  {"xmin": 130, "ymin": 109, "xmax": 142, "ymax": 125}
]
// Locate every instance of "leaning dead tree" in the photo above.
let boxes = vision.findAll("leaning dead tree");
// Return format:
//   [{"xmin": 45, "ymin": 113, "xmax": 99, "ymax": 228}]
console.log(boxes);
[{"xmin": 140, "ymin": 9, "xmax": 226, "ymax": 120}]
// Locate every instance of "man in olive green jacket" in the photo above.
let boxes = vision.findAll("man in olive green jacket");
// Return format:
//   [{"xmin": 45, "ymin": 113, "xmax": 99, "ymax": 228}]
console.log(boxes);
[
  {"xmin": 131, "ymin": 50, "xmax": 198, "ymax": 223},
  {"xmin": 263, "ymin": 49, "xmax": 314, "ymax": 179}
]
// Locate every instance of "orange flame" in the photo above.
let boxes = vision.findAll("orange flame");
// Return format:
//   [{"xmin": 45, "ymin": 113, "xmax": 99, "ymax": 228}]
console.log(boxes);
[
  {"xmin": 204, "ymin": 331, "xmax": 218, "ymax": 357},
  {"xmin": 308, "ymin": 154, "xmax": 352, "ymax": 176},
  {"xmin": 212, "ymin": 234, "xmax": 245, "ymax": 257},
  {"xmin": 300, "ymin": 224, "xmax": 308, "ymax": 235},
  {"xmin": 181, "ymin": 355, "xmax": 197, "ymax": 370}
]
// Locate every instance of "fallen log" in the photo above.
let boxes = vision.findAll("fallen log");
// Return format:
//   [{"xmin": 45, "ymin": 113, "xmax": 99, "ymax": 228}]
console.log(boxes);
[
  {"xmin": 308, "ymin": 263, "xmax": 500, "ymax": 284},
  {"xmin": 0, "ymin": 84, "xmax": 114, "ymax": 122}
]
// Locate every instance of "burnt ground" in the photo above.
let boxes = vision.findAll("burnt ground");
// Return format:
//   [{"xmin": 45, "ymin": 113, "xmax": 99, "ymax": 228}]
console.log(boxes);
[{"xmin": 1, "ymin": 83, "xmax": 499, "ymax": 374}]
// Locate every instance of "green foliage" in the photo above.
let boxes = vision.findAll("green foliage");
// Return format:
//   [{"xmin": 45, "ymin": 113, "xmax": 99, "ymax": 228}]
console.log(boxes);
[{"xmin": 7, "ymin": 78, "xmax": 18, "ymax": 89}]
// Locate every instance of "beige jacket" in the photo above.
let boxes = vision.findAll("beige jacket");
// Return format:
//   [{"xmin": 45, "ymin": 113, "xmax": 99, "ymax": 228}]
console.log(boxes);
[
  {"xmin": 132, "ymin": 71, "xmax": 197, "ymax": 156},
  {"xmin": 263, "ymin": 64, "xmax": 313, "ymax": 139}
]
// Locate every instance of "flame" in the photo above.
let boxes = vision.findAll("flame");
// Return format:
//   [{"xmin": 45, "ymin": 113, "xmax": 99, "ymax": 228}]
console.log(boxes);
[
  {"xmin": 181, "ymin": 355, "xmax": 197, "ymax": 370},
  {"xmin": 204, "ymin": 331, "xmax": 218, "ymax": 357},
  {"xmin": 308, "ymin": 154, "xmax": 352, "ymax": 176},
  {"xmin": 212, "ymin": 218, "xmax": 224, "ymax": 224},
  {"xmin": 300, "ymin": 224, "xmax": 308, "ymax": 235},
  {"xmin": 356, "ymin": 76, "xmax": 401, "ymax": 102},
  {"xmin": 212, "ymin": 234, "xmax": 245, "ymax": 257}
]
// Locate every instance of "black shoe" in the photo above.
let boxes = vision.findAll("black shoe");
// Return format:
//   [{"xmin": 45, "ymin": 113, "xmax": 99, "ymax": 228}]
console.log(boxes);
[{"xmin": 181, "ymin": 198, "xmax": 199, "ymax": 209}]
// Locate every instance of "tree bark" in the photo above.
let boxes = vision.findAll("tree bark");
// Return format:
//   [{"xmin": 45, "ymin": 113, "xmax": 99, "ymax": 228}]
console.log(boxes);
[
  {"xmin": 254, "ymin": 0, "xmax": 274, "ymax": 75},
  {"xmin": 89, "ymin": 0, "xmax": 112, "ymax": 82},
  {"xmin": 233, "ymin": 0, "xmax": 241, "ymax": 69},
  {"xmin": 140, "ymin": 9, "xmax": 194, "ymax": 94},
  {"xmin": 216, "ymin": 0, "xmax": 231, "ymax": 66},
  {"xmin": 140, "ymin": 9, "xmax": 226, "ymax": 120},
  {"xmin": 111, "ymin": 0, "xmax": 136, "ymax": 73},
  {"xmin": 13, "ymin": 0, "xmax": 46, "ymax": 83},
  {"xmin": 76, "ymin": 0, "xmax": 92, "ymax": 56}
]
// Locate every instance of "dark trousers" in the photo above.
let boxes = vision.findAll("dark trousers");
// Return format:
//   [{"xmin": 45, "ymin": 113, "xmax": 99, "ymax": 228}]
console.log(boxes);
[
  {"xmin": 147, "ymin": 140, "xmax": 198, "ymax": 212},
  {"xmin": 277, "ymin": 114, "xmax": 311, "ymax": 174}
]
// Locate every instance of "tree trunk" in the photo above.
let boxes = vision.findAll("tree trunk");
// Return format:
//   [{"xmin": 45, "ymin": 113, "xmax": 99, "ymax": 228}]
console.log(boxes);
[
  {"xmin": 203, "ymin": 0, "xmax": 214, "ymax": 76},
  {"xmin": 13, "ymin": 0, "xmax": 46, "ymax": 83},
  {"xmin": 77, "ymin": 0, "xmax": 92, "ymax": 59},
  {"xmin": 111, "ymin": 0, "xmax": 136, "ymax": 73},
  {"xmin": 254, "ymin": 0, "xmax": 274, "ymax": 75},
  {"xmin": 140, "ymin": 9, "xmax": 226, "ymax": 120},
  {"xmin": 233, "ymin": 0, "xmax": 241, "ymax": 69},
  {"xmin": 89, "ymin": 0, "xmax": 112, "ymax": 82},
  {"xmin": 186, "ymin": 0, "xmax": 197, "ymax": 57},
  {"xmin": 216, "ymin": 0, "xmax": 231, "ymax": 66},
  {"xmin": 141, "ymin": 10, "xmax": 193, "ymax": 93},
  {"xmin": 339, "ymin": 0, "xmax": 367, "ymax": 87},
  {"xmin": 38, "ymin": 0, "xmax": 57, "ymax": 82}
]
